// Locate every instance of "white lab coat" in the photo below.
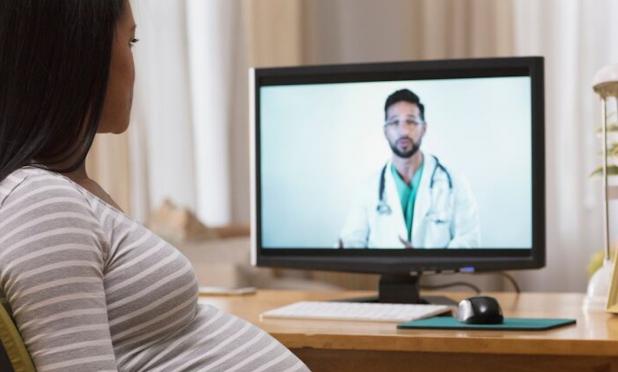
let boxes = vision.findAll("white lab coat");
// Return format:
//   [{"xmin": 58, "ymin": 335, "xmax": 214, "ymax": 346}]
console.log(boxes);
[{"xmin": 340, "ymin": 154, "xmax": 480, "ymax": 248}]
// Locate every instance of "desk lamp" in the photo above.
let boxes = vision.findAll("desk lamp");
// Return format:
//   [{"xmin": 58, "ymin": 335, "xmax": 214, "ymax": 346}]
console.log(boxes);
[{"xmin": 587, "ymin": 63, "xmax": 618, "ymax": 310}]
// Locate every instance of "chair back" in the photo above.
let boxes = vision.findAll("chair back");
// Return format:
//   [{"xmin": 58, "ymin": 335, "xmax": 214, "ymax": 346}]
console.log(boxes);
[{"xmin": 0, "ymin": 296, "xmax": 35, "ymax": 372}]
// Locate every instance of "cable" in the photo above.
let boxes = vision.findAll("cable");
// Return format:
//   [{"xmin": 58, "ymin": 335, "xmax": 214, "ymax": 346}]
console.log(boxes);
[
  {"xmin": 496, "ymin": 271, "xmax": 521, "ymax": 293},
  {"xmin": 420, "ymin": 281, "xmax": 481, "ymax": 294},
  {"xmin": 420, "ymin": 271, "xmax": 521, "ymax": 294}
]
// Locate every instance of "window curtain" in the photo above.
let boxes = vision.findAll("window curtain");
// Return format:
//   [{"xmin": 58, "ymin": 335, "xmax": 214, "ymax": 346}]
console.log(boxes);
[
  {"xmin": 511, "ymin": 0, "xmax": 618, "ymax": 291},
  {"xmin": 185, "ymin": 0, "xmax": 305, "ymax": 225}
]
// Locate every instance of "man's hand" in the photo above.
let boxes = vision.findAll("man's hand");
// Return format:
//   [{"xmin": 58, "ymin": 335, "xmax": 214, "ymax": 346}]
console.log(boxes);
[{"xmin": 399, "ymin": 236, "xmax": 414, "ymax": 249}]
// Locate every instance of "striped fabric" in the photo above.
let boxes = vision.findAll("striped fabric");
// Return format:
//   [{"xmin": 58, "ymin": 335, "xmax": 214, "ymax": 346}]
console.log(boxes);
[{"xmin": 0, "ymin": 167, "xmax": 308, "ymax": 372}]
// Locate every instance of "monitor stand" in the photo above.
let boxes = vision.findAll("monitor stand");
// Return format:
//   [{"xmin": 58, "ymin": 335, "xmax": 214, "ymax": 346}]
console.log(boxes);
[{"xmin": 337, "ymin": 273, "xmax": 457, "ymax": 306}]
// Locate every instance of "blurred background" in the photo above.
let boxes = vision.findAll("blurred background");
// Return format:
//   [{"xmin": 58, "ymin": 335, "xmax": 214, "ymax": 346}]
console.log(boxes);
[{"xmin": 87, "ymin": 0, "xmax": 618, "ymax": 293}]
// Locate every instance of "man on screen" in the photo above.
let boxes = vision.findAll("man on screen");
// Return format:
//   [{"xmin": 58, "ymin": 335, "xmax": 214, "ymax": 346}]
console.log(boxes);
[{"xmin": 339, "ymin": 89, "xmax": 480, "ymax": 248}]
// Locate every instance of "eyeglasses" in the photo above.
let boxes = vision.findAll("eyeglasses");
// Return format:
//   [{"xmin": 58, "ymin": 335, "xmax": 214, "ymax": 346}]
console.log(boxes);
[{"xmin": 384, "ymin": 117, "xmax": 424, "ymax": 129}]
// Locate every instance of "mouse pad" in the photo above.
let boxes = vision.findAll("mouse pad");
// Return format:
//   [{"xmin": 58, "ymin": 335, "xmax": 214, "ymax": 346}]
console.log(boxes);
[{"xmin": 398, "ymin": 316, "xmax": 576, "ymax": 331}]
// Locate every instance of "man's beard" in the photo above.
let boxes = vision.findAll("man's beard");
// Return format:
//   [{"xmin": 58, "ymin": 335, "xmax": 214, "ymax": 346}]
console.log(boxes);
[{"xmin": 389, "ymin": 137, "xmax": 421, "ymax": 158}]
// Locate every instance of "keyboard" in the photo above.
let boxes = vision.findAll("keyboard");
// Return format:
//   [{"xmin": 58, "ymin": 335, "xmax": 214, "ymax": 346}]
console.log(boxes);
[{"xmin": 260, "ymin": 301, "xmax": 451, "ymax": 323}]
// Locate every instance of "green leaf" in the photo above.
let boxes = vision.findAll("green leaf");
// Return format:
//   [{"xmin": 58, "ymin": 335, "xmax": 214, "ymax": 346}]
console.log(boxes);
[
  {"xmin": 595, "ymin": 122, "xmax": 618, "ymax": 133},
  {"xmin": 609, "ymin": 143, "xmax": 618, "ymax": 157},
  {"xmin": 590, "ymin": 165, "xmax": 618, "ymax": 177}
]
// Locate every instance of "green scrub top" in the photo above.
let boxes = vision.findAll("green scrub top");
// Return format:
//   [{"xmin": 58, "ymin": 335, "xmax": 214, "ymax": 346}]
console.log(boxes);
[{"xmin": 390, "ymin": 161, "xmax": 424, "ymax": 242}]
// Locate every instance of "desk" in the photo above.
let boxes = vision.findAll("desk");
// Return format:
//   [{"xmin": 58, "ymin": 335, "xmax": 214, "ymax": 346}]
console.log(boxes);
[{"xmin": 199, "ymin": 290, "xmax": 618, "ymax": 372}]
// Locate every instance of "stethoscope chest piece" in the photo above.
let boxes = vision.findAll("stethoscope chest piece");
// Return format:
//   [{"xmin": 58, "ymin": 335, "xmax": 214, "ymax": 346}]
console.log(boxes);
[{"xmin": 376, "ymin": 201, "xmax": 392, "ymax": 215}]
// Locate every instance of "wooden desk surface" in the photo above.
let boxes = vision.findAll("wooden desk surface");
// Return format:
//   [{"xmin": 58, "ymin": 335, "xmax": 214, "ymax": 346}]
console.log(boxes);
[{"xmin": 199, "ymin": 290, "xmax": 618, "ymax": 372}]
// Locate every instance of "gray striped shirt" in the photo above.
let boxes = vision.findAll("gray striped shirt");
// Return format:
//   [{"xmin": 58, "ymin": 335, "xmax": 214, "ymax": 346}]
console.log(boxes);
[{"xmin": 0, "ymin": 167, "xmax": 308, "ymax": 372}]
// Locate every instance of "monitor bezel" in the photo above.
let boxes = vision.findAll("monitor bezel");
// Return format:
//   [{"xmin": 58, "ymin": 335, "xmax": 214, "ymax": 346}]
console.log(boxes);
[{"xmin": 250, "ymin": 57, "xmax": 545, "ymax": 274}]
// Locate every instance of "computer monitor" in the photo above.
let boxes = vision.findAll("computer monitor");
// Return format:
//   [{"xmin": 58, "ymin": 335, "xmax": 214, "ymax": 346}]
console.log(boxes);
[{"xmin": 250, "ymin": 57, "xmax": 545, "ymax": 303}]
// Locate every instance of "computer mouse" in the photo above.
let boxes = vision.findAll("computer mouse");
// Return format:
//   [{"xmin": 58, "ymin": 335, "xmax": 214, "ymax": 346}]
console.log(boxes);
[{"xmin": 455, "ymin": 296, "xmax": 504, "ymax": 324}]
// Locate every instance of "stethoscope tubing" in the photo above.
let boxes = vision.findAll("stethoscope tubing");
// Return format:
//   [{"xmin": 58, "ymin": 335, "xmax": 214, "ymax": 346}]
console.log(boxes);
[{"xmin": 376, "ymin": 155, "xmax": 452, "ymax": 215}]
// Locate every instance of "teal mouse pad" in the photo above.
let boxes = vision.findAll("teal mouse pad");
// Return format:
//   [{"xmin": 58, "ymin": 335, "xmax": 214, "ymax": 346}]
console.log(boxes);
[{"xmin": 398, "ymin": 316, "xmax": 576, "ymax": 331}]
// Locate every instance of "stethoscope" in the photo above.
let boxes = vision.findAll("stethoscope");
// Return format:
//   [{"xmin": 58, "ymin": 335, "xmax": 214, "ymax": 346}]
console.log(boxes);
[{"xmin": 376, "ymin": 155, "xmax": 453, "ymax": 215}]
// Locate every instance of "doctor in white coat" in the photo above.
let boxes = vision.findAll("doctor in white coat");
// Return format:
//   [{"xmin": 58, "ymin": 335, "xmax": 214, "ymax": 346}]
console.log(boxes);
[{"xmin": 339, "ymin": 89, "xmax": 480, "ymax": 249}]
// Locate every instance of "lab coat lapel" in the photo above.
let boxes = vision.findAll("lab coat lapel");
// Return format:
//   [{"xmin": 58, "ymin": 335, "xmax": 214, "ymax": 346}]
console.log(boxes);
[{"xmin": 412, "ymin": 153, "xmax": 433, "ymax": 245}]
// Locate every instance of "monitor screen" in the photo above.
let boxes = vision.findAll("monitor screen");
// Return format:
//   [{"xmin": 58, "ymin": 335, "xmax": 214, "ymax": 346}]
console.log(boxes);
[{"xmin": 251, "ymin": 57, "xmax": 545, "ymax": 275}]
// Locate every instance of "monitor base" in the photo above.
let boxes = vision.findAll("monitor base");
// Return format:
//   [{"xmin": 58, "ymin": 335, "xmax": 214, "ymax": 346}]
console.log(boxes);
[{"xmin": 335, "ymin": 274, "xmax": 458, "ymax": 306}]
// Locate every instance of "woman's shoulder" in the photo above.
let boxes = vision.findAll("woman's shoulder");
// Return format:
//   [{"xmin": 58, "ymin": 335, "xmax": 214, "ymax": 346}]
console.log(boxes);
[
  {"xmin": 0, "ymin": 166, "xmax": 94, "ymax": 215},
  {"xmin": 0, "ymin": 167, "xmax": 108, "ymax": 261}
]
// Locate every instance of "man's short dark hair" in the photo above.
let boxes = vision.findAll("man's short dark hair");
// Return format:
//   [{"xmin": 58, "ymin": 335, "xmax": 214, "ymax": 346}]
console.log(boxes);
[{"xmin": 384, "ymin": 89, "xmax": 425, "ymax": 122}]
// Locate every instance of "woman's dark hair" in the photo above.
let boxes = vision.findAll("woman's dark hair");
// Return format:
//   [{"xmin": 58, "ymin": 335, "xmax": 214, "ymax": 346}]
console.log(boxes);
[{"xmin": 0, "ymin": 0, "xmax": 124, "ymax": 182}]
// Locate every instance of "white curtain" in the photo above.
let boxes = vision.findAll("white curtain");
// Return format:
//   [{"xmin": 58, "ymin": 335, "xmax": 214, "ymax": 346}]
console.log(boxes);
[
  {"xmin": 186, "ymin": 0, "xmax": 235, "ymax": 226},
  {"xmin": 185, "ymin": 0, "xmax": 304, "ymax": 225},
  {"xmin": 512, "ymin": 0, "xmax": 618, "ymax": 291},
  {"xmin": 130, "ymin": 0, "xmax": 197, "ymax": 222}
]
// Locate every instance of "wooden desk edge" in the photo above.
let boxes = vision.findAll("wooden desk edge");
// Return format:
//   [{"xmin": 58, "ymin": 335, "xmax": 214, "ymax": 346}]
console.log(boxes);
[{"xmin": 272, "ymin": 333, "xmax": 618, "ymax": 357}]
